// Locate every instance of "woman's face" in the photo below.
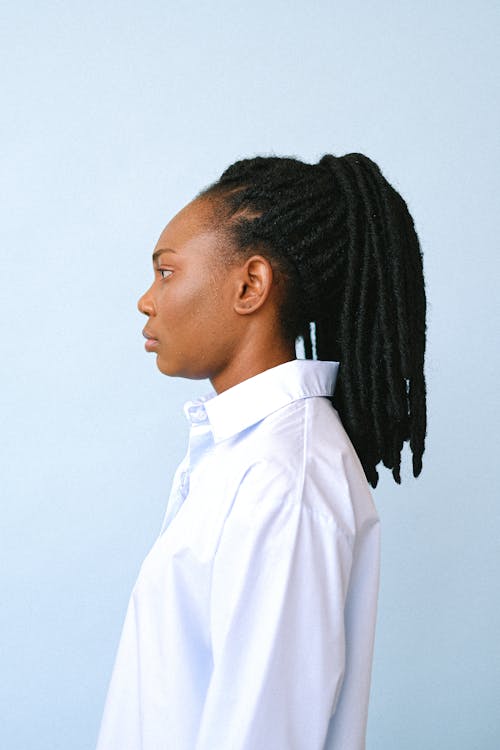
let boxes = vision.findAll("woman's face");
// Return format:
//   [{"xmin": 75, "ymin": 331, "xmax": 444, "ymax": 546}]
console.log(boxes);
[{"xmin": 137, "ymin": 199, "xmax": 242, "ymax": 382}]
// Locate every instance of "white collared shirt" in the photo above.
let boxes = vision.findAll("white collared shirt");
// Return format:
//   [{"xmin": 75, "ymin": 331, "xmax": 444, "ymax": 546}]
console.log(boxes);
[{"xmin": 96, "ymin": 359, "xmax": 380, "ymax": 750}]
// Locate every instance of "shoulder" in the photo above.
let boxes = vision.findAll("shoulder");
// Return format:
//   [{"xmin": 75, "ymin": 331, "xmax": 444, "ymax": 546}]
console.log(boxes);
[{"xmin": 229, "ymin": 396, "xmax": 377, "ymax": 539}]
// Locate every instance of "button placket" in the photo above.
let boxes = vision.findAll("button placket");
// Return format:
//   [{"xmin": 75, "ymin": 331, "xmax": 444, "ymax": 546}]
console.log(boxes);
[{"xmin": 160, "ymin": 400, "xmax": 213, "ymax": 535}]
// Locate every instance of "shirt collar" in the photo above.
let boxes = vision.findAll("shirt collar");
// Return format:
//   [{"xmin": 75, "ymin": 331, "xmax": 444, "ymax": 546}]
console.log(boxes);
[{"xmin": 183, "ymin": 359, "xmax": 339, "ymax": 444}]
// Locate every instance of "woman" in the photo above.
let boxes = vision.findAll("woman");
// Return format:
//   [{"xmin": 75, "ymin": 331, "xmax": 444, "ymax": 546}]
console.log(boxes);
[{"xmin": 96, "ymin": 152, "xmax": 427, "ymax": 749}]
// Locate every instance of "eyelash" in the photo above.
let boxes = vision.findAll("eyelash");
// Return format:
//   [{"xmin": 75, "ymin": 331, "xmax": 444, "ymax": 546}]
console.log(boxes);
[{"xmin": 159, "ymin": 269, "xmax": 173, "ymax": 279}]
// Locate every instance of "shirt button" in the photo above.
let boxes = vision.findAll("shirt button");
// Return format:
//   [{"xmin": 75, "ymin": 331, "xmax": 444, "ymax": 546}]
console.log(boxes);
[
  {"xmin": 180, "ymin": 470, "xmax": 189, "ymax": 495},
  {"xmin": 189, "ymin": 406, "xmax": 207, "ymax": 424}
]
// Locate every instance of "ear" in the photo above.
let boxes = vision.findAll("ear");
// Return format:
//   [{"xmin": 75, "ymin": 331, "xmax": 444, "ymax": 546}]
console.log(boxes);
[{"xmin": 233, "ymin": 255, "xmax": 274, "ymax": 316}]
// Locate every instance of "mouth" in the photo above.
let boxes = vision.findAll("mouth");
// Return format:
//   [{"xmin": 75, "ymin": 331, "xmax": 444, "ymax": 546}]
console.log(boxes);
[{"xmin": 142, "ymin": 328, "xmax": 159, "ymax": 352}]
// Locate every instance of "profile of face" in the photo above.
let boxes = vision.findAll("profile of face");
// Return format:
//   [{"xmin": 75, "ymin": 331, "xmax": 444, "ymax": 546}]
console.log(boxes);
[
  {"xmin": 137, "ymin": 199, "xmax": 290, "ymax": 391},
  {"xmin": 137, "ymin": 199, "xmax": 235, "ymax": 382}
]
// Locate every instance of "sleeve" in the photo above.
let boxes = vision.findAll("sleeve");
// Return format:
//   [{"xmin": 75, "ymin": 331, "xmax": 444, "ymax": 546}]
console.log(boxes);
[{"xmin": 194, "ymin": 459, "xmax": 354, "ymax": 750}]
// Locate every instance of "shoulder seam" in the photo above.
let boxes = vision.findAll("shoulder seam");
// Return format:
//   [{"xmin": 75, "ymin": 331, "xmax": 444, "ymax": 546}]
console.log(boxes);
[
  {"xmin": 299, "ymin": 398, "xmax": 308, "ymax": 507},
  {"xmin": 302, "ymin": 398, "xmax": 355, "ymax": 547}
]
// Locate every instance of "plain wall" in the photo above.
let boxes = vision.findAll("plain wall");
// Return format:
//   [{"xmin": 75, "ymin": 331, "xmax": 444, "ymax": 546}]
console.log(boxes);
[{"xmin": 1, "ymin": 1, "xmax": 499, "ymax": 748}]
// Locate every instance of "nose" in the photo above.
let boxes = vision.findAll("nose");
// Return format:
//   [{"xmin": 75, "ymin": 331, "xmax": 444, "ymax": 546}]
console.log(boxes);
[{"xmin": 137, "ymin": 286, "xmax": 156, "ymax": 317}]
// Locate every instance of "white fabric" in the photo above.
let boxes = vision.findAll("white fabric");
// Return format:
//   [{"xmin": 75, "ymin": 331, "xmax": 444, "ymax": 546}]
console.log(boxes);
[{"xmin": 96, "ymin": 359, "xmax": 380, "ymax": 750}]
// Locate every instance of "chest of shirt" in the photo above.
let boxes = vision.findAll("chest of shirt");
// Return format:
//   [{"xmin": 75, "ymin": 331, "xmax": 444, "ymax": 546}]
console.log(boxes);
[{"xmin": 130, "ymin": 445, "xmax": 244, "ymax": 622}]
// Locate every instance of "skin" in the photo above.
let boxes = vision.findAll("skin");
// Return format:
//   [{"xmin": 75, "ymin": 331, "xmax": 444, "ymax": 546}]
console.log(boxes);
[{"xmin": 137, "ymin": 198, "xmax": 296, "ymax": 394}]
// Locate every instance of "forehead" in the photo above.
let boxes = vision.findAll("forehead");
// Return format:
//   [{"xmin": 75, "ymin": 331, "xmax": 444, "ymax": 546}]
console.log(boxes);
[{"xmin": 155, "ymin": 198, "xmax": 220, "ymax": 252}]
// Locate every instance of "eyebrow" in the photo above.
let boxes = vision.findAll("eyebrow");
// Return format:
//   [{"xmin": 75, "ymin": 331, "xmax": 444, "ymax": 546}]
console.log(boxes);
[{"xmin": 152, "ymin": 248, "xmax": 178, "ymax": 264}]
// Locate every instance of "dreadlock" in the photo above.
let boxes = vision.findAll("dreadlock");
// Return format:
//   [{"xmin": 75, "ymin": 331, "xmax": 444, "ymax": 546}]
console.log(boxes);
[{"xmin": 195, "ymin": 153, "xmax": 427, "ymax": 488}]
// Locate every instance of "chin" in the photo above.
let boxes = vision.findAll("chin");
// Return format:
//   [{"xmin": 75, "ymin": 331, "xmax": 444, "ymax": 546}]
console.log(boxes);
[
  {"xmin": 155, "ymin": 355, "xmax": 176, "ymax": 377},
  {"xmin": 156, "ymin": 354, "xmax": 211, "ymax": 382},
  {"xmin": 155, "ymin": 354, "xmax": 185, "ymax": 379}
]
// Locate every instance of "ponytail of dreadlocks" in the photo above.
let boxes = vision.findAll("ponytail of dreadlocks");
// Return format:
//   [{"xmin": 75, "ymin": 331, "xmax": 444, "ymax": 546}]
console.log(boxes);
[{"xmin": 195, "ymin": 152, "xmax": 427, "ymax": 489}]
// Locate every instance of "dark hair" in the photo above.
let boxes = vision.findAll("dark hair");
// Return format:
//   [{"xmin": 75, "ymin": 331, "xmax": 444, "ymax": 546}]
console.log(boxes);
[{"xmin": 196, "ymin": 153, "xmax": 427, "ymax": 488}]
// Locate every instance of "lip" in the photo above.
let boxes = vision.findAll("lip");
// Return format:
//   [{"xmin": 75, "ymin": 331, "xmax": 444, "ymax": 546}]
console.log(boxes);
[{"xmin": 142, "ymin": 328, "xmax": 159, "ymax": 352}]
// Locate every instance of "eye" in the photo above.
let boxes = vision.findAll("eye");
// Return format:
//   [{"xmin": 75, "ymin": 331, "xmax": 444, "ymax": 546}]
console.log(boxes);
[{"xmin": 159, "ymin": 269, "xmax": 173, "ymax": 279}]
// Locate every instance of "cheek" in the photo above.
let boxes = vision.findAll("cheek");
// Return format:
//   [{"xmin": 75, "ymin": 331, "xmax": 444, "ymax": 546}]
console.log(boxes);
[{"xmin": 158, "ymin": 282, "xmax": 213, "ymax": 333}]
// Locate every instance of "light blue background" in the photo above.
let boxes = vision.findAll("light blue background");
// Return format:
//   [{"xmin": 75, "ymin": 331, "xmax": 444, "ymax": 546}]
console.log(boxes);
[{"xmin": 1, "ymin": 1, "xmax": 499, "ymax": 748}]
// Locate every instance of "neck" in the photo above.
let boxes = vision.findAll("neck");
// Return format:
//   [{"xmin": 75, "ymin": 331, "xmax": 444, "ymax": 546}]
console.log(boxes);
[{"xmin": 210, "ymin": 336, "xmax": 296, "ymax": 394}]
